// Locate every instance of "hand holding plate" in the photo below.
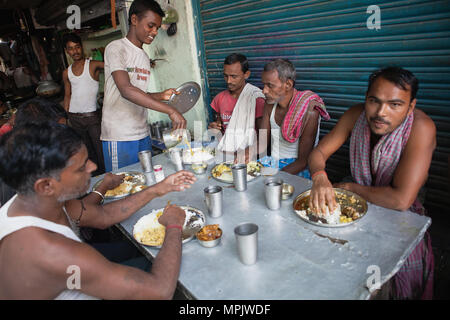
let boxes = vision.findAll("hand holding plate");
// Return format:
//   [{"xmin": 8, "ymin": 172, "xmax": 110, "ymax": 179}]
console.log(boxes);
[{"xmin": 160, "ymin": 88, "xmax": 179, "ymax": 101}]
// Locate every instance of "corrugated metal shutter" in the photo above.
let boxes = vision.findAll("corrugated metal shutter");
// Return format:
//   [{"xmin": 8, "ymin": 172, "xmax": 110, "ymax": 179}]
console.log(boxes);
[{"xmin": 196, "ymin": 0, "xmax": 450, "ymax": 214}]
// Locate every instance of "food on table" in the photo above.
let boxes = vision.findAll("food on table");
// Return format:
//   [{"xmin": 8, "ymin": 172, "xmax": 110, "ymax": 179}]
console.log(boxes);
[
  {"xmin": 134, "ymin": 210, "xmax": 166, "ymax": 246},
  {"xmin": 197, "ymin": 224, "xmax": 222, "ymax": 241},
  {"xmin": 182, "ymin": 147, "xmax": 214, "ymax": 163},
  {"xmin": 212, "ymin": 161, "xmax": 261, "ymax": 179},
  {"xmin": 294, "ymin": 191, "xmax": 363, "ymax": 225},
  {"xmin": 133, "ymin": 206, "xmax": 206, "ymax": 246},
  {"xmin": 247, "ymin": 161, "xmax": 261, "ymax": 176},
  {"xmin": 104, "ymin": 175, "xmax": 135, "ymax": 197},
  {"xmin": 212, "ymin": 163, "xmax": 231, "ymax": 178}
]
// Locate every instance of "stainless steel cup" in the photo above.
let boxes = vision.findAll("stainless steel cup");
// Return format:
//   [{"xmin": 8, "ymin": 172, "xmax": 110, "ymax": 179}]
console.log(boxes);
[
  {"xmin": 231, "ymin": 163, "xmax": 247, "ymax": 192},
  {"xmin": 138, "ymin": 150, "xmax": 153, "ymax": 172},
  {"xmin": 204, "ymin": 186, "xmax": 223, "ymax": 218},
  {"xmin": 234, "ymin": 223, "xmax": 258, "ymax": 265},
  {"xmin": 264, "ymin": 177, "xmax": 283, "ymax": 210},
  {"xmin": 169, "ymin": 148, "xmax": 184, "ymax": 171}
]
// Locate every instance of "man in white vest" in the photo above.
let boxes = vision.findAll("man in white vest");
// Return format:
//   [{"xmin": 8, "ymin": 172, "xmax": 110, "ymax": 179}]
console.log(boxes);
[
  {"xmin": 0, "ymin": 123, "xmax": 196, "ymax": 299},
  {"xmin": 62, "ymin": 33, "xmax": 105, "ymax": 175}
]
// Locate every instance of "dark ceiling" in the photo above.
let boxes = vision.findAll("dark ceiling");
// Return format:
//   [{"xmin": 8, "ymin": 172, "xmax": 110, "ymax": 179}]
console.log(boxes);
[{"xmin": 0, "ymin": 0, "xmax": 44, "ymax": 9}]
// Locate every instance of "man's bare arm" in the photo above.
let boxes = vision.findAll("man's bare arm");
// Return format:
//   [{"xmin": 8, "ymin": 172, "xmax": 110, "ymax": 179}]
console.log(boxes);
[
  {"xmin": 111, "ymin": 70, "xmax": 186, "ymax": 129},
  {"xmin": 282, "ymin": 109, "xmax": 319, "ymax": 175},
  {"xmin": 308, "ymin": 104, "xmax": 363, "ymax": 213},
  {"xmin": 257, "ymin": 103, "xmax": 273, "ymax": 157},
  {"xmin": 65, "ymin": 171, "xmax": 196, "ymax": 229},
  {"xmin": 36, "ymin": 205, "xmax": 185, "ymax": 300},
  {"xmin": 90, "ymin": 61, "xmax": 104, "ymax": 81},
  {"xmin": 335, "ymin": 109, "xmax": 436, "ymax": 211},
  {"xmin": 62, "ymin": 69, "xmax": 71, "ymax": 112}
]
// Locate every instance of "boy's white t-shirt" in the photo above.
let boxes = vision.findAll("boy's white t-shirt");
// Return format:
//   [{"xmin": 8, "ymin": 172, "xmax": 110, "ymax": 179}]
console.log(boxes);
[{"xmin": 101, "ymin": 37, "xmax": 151, "ymax": 141}]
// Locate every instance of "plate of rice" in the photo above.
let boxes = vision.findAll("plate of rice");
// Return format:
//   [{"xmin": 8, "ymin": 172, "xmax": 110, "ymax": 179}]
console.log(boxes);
[
  {"xmin": 182, "ymin": 147, "xmax": 215, "ymax": 164},
  {"xmin": 133, "ymin": 206, "xmax": 206, "ymax": 247},
  {"xmin": 211, "ymin": 161, "xmax": 262, "ymax": 183},
  {"xmin": 292, "ymin": 188, "xmax": 368, "ymax": 228},
  {"xmin": 93, "ymin": 171, "xmax": 147, "ymax": 199}
]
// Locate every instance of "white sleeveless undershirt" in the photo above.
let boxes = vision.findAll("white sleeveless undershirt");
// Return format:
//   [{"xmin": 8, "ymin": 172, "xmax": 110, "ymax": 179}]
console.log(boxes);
[
  {"xmin": 0, "ymin": 196, "xmax": 98, "ymax": 300},
  {"xmin": 269, "ymin": 103, "xmax": 321, "ymax": 159},
  {"xmin": 68, "ymin": 59, "xmax": 99, "ymax": 113}
]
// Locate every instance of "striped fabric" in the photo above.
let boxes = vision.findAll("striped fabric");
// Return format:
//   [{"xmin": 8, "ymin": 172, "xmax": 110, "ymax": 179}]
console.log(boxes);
[
  {"xmin": 281, "ymin": 89, "xmax": 330, "ymax": 143},
  {"xmin": 349, "ymin": 110, "xmax": 434, "ymax": 299},
  {"xmin": 350, "ymin": 110, "xmax": 413, "ymax": 186},
  {"xmin": 102, "ymin": 137, "xmax": 151, "ymax": 172}
]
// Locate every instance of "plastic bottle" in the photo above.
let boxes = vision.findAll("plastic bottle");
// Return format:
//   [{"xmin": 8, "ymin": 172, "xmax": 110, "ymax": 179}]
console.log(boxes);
[{"xmin": 153, "ymin": 165, "xmax": 165, "ymax": 182}]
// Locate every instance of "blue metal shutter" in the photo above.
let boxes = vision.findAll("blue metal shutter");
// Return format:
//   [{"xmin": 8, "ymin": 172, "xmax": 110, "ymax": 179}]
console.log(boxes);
[{"xmin": 196, "ymin": 0, "xmax": 450, "ymax": 213}]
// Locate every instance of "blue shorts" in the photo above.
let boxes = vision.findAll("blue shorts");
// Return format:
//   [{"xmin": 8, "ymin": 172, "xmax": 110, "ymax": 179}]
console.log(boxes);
[{"xmin": 102, "ymin": 136, "xmax": 151, "ymax": 172}]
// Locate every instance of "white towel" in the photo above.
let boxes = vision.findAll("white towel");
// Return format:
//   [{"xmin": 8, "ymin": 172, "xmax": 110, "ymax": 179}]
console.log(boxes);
[{"xmin": 217, "ymin": 83, "xmax": 265, "ymax": 152}]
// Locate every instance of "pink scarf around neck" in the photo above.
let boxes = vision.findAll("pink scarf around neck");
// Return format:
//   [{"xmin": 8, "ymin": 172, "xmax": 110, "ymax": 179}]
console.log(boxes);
[{"xmin": 281, "ymin": 89, "xmax": 330, "ymax": 143}]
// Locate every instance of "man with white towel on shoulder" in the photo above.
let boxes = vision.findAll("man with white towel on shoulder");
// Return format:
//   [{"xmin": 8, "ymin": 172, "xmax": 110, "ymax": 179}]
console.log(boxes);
[{"xmin": 208, "ymin": 53, "xmax": 265, "ymax": 163}]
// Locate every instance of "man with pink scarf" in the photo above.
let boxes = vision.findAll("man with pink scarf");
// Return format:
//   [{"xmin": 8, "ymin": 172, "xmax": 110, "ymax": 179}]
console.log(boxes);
[
  {"xmin": 259, "ymin": 59, "xmax": 330, "ymax": 177},
  {"xmin": 308, "ymin": 67, "xmax": 436, "ymax": 299}
]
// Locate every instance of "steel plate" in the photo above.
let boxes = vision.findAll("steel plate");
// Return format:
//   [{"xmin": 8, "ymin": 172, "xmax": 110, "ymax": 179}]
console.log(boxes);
[
  {"xmin": 292, "ymin": 188, "xmax": 368, "ymax": 228},
  {"xmin": 168, "ymin": 81, "xmax": 201, "ymax": 114},
  {"xmin": 133, "ymin": 206, "xmax": 206, "ymax": 248},
  {"xmin": 211, "ymin": 161, "xmax": 262, "ymax": 184},
  {"xmin": 92, "ymin": 171, "xmax": 146, "ymax": 200}
]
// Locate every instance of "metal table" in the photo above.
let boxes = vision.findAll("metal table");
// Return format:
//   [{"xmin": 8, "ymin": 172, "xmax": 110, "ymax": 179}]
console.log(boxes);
[{"xmin": 90, "ymin": 153, "xmax": 431, "ymax": 300}]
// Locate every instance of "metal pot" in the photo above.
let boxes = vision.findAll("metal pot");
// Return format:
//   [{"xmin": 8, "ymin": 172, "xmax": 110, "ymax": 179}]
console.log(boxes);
[{"xmin": 36, "ymin": 80, "xmax": 61, "ymax": 97}]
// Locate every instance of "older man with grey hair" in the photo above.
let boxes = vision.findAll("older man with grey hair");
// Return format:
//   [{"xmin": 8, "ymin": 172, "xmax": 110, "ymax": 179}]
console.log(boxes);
[{"xmin": 258, "ymin": 58, "xmax": 330, "ymax": 178}]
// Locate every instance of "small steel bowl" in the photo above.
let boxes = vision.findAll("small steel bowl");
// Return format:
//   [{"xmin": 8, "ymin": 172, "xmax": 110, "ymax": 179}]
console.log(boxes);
[
  {"xmin": 191, "ymin": 162, "xmax": 208, "ymax": 175},
  {"xmin": 197, "ymin": 227, "xmax": 222, "ymax": 248},
  {"xmin": 282, "ymin": 183, "xmax": 294, "ymax": 200}
]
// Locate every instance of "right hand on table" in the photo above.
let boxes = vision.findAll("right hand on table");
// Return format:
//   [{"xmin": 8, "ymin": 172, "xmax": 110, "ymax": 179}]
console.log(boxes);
[
  {"xmin": 169, "ymin": 109, "xmax": 187, "ymax": 130},
  {"xmin": 309, "ymin": 174, "xmax": 337, "ymax": 215},
  {"xmin": 158, "ymin": 204, "xmax": 185, "ymax": 228}
]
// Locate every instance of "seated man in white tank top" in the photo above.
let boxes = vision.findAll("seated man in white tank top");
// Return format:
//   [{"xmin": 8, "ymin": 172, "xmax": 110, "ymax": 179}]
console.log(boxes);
[
  {"xmin": 258, "ymin": 59, "xmax": 330, "ymax": 179},
  {"xmin": 62, "ymin": 33, "xmax": 105, "ymax": 176},
  {"xmin": 0, "ymin": 123, "xmax": 196, "ymax": 299}
]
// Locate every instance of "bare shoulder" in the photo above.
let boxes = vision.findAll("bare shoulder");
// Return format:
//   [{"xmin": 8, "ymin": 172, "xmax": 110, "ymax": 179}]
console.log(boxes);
[
  {"xmin": 412, "ymin": 108, "xmax": 436, "ymax": 133},
  {"xmin": 91, "ymin": 60, "xmax": 104, "ymax": 68},
  {"xmin": 334, "ymin": 103, "xmax": 364, "ymax": 131},
  {"xmin": 346, "ymin": 103, "xmax": 365, "ymax": 120},
  {"xmin": 406, "ymin": 108, "xmax": 436, "ymax": 151},
  {"xmin": 0, "ymin": 227, "xmax": 94, "ymax": 298},
  {"xmin": 6, "ymin": 227, "xmax": 90, "ymax": 270},
  {"xmin": 264, "ymin": 102, "xmax": 274, "ymax": 112}
]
